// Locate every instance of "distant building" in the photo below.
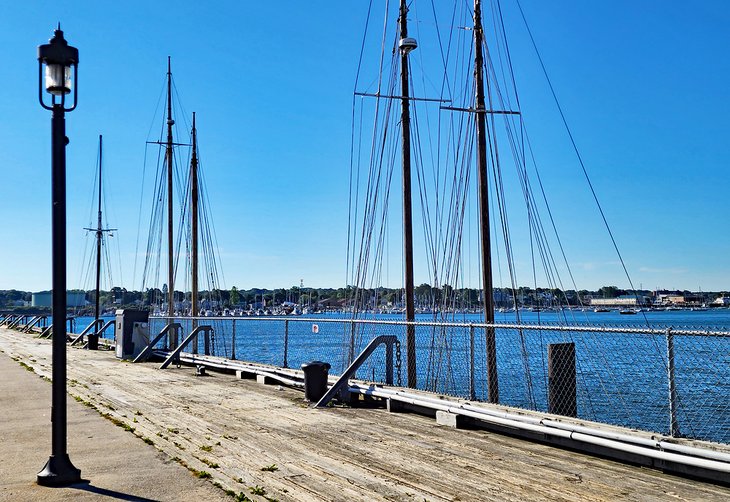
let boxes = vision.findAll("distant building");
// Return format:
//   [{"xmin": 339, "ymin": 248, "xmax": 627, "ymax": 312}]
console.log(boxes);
[
  {"xmin": 711, "ymin": 297, "xmax": 730, "ymax": 307},
  {"xmin": 32, "ymin": 291, "xmax": 87, "ymax": 308},
  {"xmin": 590, "ymin": 294, "xmax": 649, "ymax": 307},
  {"xmin": 655, "ymin": 293, "xmax": 705, "ymax": 306}
]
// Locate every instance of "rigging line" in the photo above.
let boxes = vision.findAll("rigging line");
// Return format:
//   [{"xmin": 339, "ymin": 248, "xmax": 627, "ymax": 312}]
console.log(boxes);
[
  {"xmin": 429, "ymin": 0, "xmax": 457, "ymax": 102},
  {"xmin": 141, "ymin": 145, "xmax": 166, "ymax": 291},
  {"xmin": 352, "ymin": 43, "xmax": 395, "ymax": 305},
  {"xmin": 480, "ymin": 31, "xmax": 574, "ymax": 317},
  {"xmin": 198, "ymin": 155, "xmax": 227, "ymax": 292},
  {"xmin": 134, "ymin": 76, "xmax": 168, "ymax": 286},
  {"xmin": 408, "ymin": 77, "xmax": 438, "ymax": 288},
  {"xmin": 354, "ymin": 0, "xmax": 375, "ymax": 91},
  {"xmin": 135, "ymin": 142, "xmax": 154, "ymax": 289},
  {"xmin": 513, "ymin": 0, "xmax": 641, "ymax": 302},
  {"xmin": 488, "ymin": 58, "xmax": 580, "ymax": 314},
  {"xmin": 377, "ymin": 0, "xmax": 391, "ymax": 97},
  {"xmin": 347, "ymin": 97, "xmax": 360, "ymax": 293},
  {"xmin": 482, "ymin": 43, "xmax": 536, "ymax": 406},
  {"xmin": 352, "ymin": 57, "xmax": 398, "ymax": 316},
  {"xmin": 410, "ymin": 9, "xmax": 441, "ymax": 260}
]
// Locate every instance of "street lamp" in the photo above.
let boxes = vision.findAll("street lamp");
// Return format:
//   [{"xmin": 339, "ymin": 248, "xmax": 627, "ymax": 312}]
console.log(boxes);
[{"xmin": 36, "ymin": 25, "xmax": 81, "ymax": 487}]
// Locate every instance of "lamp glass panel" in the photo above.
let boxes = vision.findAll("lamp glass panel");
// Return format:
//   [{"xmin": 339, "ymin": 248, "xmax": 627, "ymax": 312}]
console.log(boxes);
[{"xmin": 45, "ymin": 64, "xmax": 71, "ymax": 96}]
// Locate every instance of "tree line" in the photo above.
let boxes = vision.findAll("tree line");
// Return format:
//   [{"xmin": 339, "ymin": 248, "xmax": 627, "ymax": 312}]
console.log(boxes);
[{"xmin": 2, "ymin": 285, "xmax": 728, "ymax": 310}]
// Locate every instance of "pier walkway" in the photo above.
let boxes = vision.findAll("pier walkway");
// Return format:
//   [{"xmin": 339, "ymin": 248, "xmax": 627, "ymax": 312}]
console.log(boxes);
[
  {"xmin": 1, "ymin": 326, "xmax": 728, "ymax": 501},
  {"xmin": 0, "ymin": 330, "xmax": 227, "ymax": 502}
]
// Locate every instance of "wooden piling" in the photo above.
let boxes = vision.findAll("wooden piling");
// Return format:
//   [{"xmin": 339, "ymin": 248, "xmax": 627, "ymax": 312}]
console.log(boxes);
[{"xmin": 548, "ymin": 342, "xmax": 577, "ymax": 417}]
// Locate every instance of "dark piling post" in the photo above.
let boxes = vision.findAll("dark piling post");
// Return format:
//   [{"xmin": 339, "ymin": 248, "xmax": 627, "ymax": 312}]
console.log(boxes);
[
  {"xmin": 231, "ymin": 319, "xmax": 236, "ymax": 360},
  {"xmin": 283, "ymin": 319, "xmax": 289, "ymax": 368},
  {"xmin": 548, "ymin": 342, "xmax": 577, "ymax": 417}
]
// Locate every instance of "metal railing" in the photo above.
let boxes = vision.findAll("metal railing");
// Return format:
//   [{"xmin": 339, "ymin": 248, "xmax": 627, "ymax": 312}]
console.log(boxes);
[{"xmin": 112, "ymin": 315, "xmax": 730, "ymax": 445}]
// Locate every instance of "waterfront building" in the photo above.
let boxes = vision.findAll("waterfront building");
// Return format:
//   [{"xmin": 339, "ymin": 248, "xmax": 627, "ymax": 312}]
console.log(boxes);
[
  {"xmin": 590, "ymin": 294, "xmax": 649, "ymax": 307},
  {"xmin": 31, "ymin": 291, "xmax": 87, "ymax": 308}
]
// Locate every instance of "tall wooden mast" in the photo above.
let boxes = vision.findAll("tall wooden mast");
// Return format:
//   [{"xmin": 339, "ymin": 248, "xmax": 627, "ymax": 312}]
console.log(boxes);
[
  {"xmin": 474, "ymin": 0, "xmax": 499, "ymax": 403},
  {"xmin": 94, "ymin": 135, "xmax": 103, "ymax": 340},
  {"xmin": 165, "ymin": 57, "xmax": 175, "ymax": 317},
  {"xmin": 190, "ymin": 112, "xmax": 199, "ymax": 349},
  {"xmin": 399, "ymin": 0, "xmax": 417, "ymax": 388},
  {"xmin": 85, "ymin": 134, "xmax": 115, "ymax": 350}
]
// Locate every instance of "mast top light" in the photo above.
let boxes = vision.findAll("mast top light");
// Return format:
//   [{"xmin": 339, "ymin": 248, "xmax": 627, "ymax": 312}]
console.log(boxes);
[{"xmin": 399, "ymin": 37, "xmax": 417, "ymax": 54}]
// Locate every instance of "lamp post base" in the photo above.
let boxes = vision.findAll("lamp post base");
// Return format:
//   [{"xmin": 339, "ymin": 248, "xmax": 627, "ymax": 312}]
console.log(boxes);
[{"xmin": 37, "ymin": 454, "xmax": 81, "ymax": 486}]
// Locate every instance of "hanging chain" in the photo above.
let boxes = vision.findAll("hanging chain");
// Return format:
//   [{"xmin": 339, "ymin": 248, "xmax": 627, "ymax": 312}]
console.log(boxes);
[
  {"xmin": 210, "ymin": 328, "xmax": 216, "ymax": 356},
  {"xmin": 395, "ymin": 340, "xmax": 402, "ymax": 387}
]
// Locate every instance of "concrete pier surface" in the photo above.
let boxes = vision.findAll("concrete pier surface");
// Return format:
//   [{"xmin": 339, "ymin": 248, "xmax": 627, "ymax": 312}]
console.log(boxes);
[
  {"xmin": 1, "ymin": 326, "xmax": 729, "ymax": 501},
  {"xmin": 0, "ymin": 332, "xmax": 227, "ymax": 502}
]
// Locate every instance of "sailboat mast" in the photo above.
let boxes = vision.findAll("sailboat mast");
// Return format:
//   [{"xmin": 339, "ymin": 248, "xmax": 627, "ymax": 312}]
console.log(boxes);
[
  {"xmin": 190, "ymin": 113, "xmax": 199, "ymax": 325},
  {"xmin": 473, "ymin": 0, "xmax": 499, "ymax": 403},
  {"xmin": 94, "ymin": 135, "xmax": 103, "ymax": 324},
  {"xmin": 165, "ymin": 56, "xmax": 175, "ymax": 317},
  {"xmin": 90, "ymin": 134, "xmax": 103, "ymax": 351},
  {"xmin": 399, "ymin": 0, "xmax": 417, "ymax": 388}
]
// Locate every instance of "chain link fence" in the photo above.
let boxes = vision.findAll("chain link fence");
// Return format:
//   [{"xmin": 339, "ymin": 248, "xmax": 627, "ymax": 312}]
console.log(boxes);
[{"xmin": 145, "ymin": 317, "xmax": 729, "ymax": 445}]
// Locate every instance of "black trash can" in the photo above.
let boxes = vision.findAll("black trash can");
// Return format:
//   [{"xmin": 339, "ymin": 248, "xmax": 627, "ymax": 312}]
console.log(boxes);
[{"xmin": 301, "ymin": 361, "xmax": 331, "ymax": 402}]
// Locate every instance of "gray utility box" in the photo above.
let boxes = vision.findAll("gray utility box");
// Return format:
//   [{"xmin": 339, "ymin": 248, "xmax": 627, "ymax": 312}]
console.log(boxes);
[{"xmin": 115, "ymin": 309, "xmax": 150, "ymax": 360}]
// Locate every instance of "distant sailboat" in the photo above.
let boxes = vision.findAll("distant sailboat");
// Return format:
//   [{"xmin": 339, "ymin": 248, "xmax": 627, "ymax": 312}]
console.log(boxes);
[{"xmin": 84, "ymin": 134, "xmax": 116, "ymax": 350}]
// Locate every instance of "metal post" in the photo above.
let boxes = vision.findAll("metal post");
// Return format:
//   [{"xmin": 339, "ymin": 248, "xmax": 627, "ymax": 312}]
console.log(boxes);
[
  {"xmin": 469, "ymin": 324, "xmax": 476, "ymax": 400},
  {"xmin": 283, "ymin": 319, "xmax": 289, "ymax": 368},
  {"xmin": 666, "ymin": 328, "xmax": 680, "ymax": 437},
  {"xmin": 231, "ymin": 319, "xmax": 236, "ymax": 360},
  {"xmin": 37, "ymin": 104, "xmax": 81, "ymax": 485}
]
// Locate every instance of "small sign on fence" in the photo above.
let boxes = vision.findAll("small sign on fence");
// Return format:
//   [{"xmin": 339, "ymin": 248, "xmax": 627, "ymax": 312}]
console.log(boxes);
[{"xmin": 312, "ymin": 324, "xmax": 319, "ymax": 334}]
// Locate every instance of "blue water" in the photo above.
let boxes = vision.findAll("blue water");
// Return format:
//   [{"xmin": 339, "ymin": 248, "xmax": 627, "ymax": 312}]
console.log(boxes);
[{"xmin": 69, "ymin": 309, "xmax": 730, "ymax": 444}]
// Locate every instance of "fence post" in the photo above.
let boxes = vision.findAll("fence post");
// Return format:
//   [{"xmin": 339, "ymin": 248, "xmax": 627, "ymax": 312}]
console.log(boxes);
[
  {"xmin": 168, "ymin": 322, "xmax": 177, "ymax": 351},
  {"xmin": 349, "ymin": 320, "xmax": 355, "ymax": 366},
  {"xmin": 283, "ymin": 319, "xmax": 289, "ymax": 368},
  {"xmin": 385, "ymin": 339, "xmax": 394, "ymax": 385},
  {"xmin": 548, "ymin": 342, "xmax": 577, "ymax": 417},
  {"xmin": 231, "ymin": 319, "xmax": 236, "ymax": 360},
  {"xmin": 469, "ymin": 324, "xmax": 476, "ymax": 401},
  {"xmin": 666, "ymin": 328, "xmax": 680, "ymax": 437}
]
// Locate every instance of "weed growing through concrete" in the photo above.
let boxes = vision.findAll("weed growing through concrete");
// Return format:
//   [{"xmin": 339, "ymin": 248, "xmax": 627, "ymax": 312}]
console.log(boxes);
[
  {"xmin": 200, "ymin": 458, "xmax": 219, "ymax": 469},
  {"xmin": 249, "ymin": 485, "xmax": 265, "ymax": 496},
  {"xmin": 18, "ymin": 361, "xmax": 35, "ymax": 373}
]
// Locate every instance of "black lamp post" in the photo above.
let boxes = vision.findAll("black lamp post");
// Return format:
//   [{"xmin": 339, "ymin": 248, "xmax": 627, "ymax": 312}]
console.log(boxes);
[{"xmin": 36, "ymin": 25, "xmax": 82, "ymax": 487}]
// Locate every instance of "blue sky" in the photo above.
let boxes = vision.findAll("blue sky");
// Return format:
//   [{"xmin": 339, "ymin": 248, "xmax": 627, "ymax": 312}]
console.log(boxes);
[{"xmin": 1, "ymin": 1, "xmax": 729, "ymax": 293}]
